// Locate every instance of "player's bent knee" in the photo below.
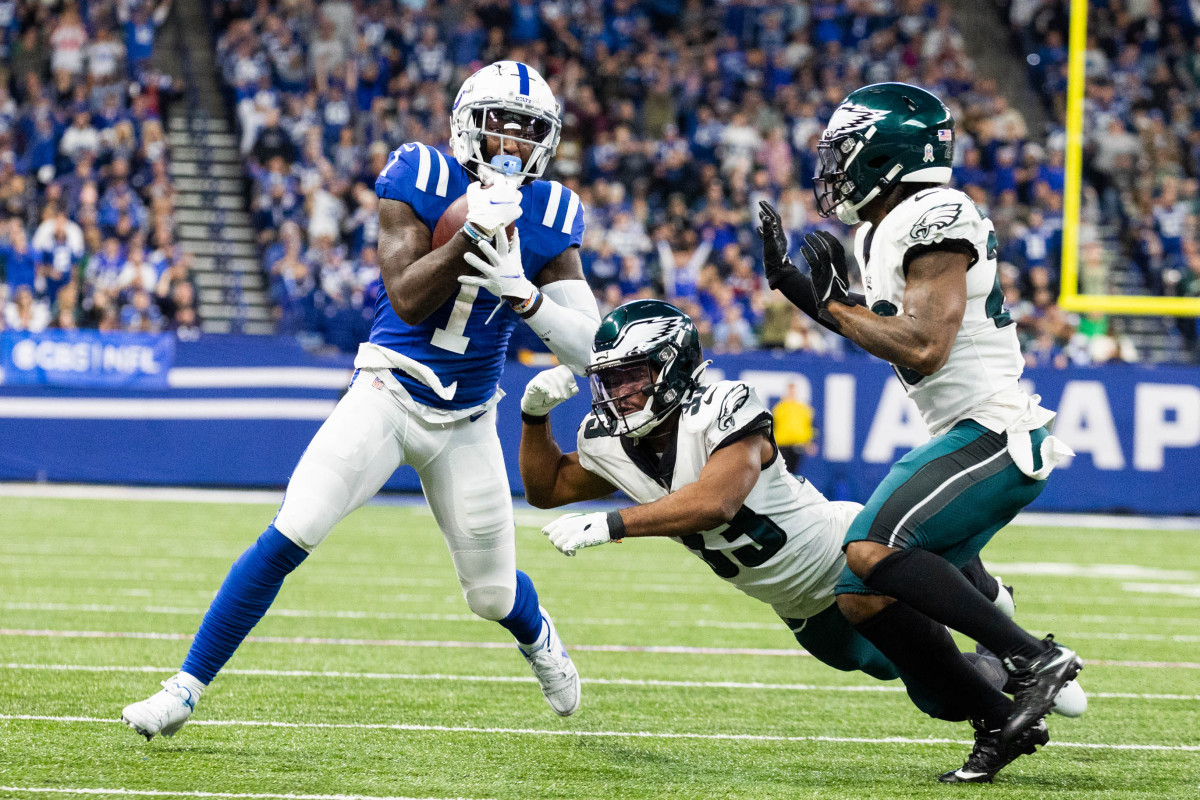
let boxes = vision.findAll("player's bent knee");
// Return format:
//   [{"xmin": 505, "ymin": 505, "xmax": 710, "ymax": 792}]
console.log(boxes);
[
  {"xmin": 844, "ymin": 540, "xmax": 889, "ymax": 578},
  {"xmin": 837, "ymin": 592, "xmax": 889, "ymax": 625},
  {"xmin": 269, "ymin": 515, "xmax": 319, "ymax": 553},
  {"xmin": 463, "ymin": 585, "xmax": 516, "ymax": 621}
]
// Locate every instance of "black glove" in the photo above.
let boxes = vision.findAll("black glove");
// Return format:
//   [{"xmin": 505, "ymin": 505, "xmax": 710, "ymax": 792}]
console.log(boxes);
[
  {"xmin": 757, "ymin": 200, "xmax": 800, "ymax": 290},
  {"xmin": 798, "ymin": 231, "xmax": 853, "ymax": 308}
]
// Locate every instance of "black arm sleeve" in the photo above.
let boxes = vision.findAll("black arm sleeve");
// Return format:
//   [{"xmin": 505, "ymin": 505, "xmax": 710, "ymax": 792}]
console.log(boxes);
[{"xmin": 772, "ymin": 270, "xmax": 865, "ymax": 337}]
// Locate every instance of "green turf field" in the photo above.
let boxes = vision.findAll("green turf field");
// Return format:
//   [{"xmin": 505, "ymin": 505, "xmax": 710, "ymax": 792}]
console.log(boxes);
[{"xmin": 1, "ymin": 495, "xmax": 1197, "ymax": 800}]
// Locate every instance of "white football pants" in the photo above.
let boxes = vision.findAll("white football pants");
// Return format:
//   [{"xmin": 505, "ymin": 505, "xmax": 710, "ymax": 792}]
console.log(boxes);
[{"xmin": 272, "ymin": 368, "xmax": 517, "ymax": 621}]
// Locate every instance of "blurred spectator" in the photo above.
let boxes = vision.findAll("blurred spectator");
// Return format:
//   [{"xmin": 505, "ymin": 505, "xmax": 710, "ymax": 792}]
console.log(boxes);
[
  {"xmin": 772, "ymin": 382, "xmax": 818, "ymax": 475},
  {"xmin": 5, "ymin": 285, "xmax": 50, "ymax": 332}
]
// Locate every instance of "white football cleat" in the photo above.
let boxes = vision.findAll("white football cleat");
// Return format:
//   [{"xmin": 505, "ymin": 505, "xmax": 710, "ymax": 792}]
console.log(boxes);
[
  {"xmin": 519, "ymin": 606, "xmax": 580, "ymax": 717},
  {"xmin": 121, "ymin": 677, "xmax": 198, "ymax": 740},
  {"xmin": 992, "ymin": 577, "xmax": 1015, "ymax": 619},
  {"xmin": 1050, "ymin": 679, "xmax": 1087, "ymax": 717}
]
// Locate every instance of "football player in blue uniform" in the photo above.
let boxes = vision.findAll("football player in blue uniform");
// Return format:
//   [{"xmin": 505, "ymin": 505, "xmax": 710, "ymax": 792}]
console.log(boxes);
[{"xmin": 121, "ymin": 61, "xmax": 599, "ymax": 739}]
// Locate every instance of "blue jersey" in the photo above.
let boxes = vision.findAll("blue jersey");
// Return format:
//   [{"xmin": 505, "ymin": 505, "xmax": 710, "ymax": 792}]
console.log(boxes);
[{"xmin": 373, "ymin": 142, "xmax": 585, "ymax": 410}]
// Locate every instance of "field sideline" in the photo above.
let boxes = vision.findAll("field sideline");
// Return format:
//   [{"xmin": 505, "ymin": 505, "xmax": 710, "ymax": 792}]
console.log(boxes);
[{"xmin": 1, "ymin": 491, "xmax": 1197, "ymax": 800}]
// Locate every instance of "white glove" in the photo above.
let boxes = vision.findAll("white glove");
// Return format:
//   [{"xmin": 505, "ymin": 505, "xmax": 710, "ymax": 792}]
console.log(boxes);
[
  {"xmin": 521, "ymin": 365, "xmax": 579, "ymax": 416},
  {"xmin": 461, "ymin": 227, "xmax": 538, "ymax": 308},
  {"xmin": 542, "ymin": 512, "xmax": 614, "ymax": 557},
  {"xmin": 464, "ymin": 170, "xmax": 523, "ymax": 237}
]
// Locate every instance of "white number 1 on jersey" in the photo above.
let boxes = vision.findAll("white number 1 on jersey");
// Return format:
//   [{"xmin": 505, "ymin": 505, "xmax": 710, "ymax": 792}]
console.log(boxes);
[{"xmin": 430, "ymin": 284, "xmax": 478, "ymax": 354}]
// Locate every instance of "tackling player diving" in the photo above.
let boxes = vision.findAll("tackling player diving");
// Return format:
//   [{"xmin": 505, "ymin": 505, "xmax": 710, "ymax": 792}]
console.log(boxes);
[
  {"xmin": 517, "ymin": 299, "xmax": 1084, "ymax": 783},
  {"xmin": 121, "ymin": 61, "xmax": 600, "ymax": 739}
]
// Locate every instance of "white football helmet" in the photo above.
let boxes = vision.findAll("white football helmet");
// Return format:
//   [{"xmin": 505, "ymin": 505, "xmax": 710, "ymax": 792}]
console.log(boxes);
[{"xmin": 450, "ymin": 61, "xmax": 562, "ymax": 181}]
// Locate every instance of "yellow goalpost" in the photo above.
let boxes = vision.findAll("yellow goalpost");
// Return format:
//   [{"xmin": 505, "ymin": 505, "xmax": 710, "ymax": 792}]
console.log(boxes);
[{"xmin": 1057, "ymin": 0, "xmax": 1200, "ymax": 317}]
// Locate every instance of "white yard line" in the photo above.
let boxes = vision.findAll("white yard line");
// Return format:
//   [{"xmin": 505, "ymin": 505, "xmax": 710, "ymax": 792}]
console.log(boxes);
[
  {"xmin": 1121, "ymin": 582, "xmax": 1200, "ymax": 599},
  {"xmin": 1064, "ymin": 631, "xmax": 1200, "ymax": 643},
  {"xmin": 0, "ymin": 483, "xmax": 284, "ymax": 505},
  {"xmin": 5, "ymin": 601, "xmax": 1198, "ymax": 641},
  {"xmin": 3, "ymin": 629, "xmax": 1200, "ymax": 668},
  {"xmin": 986, "ymin": 562, "xmax": 1196, "ymax": 581},
  {"xmin": 1011, "ymin": 512, "xmax": 1200, "ymax": 531},
  {"xmin": 0, "ymin": 787, "xmax": 485, "ymax": 800},
  {"xmin": 1, "ymin": 483, "xmax": 1197, "ymax": 530},
  {"xmin": 0, "ymin": 629, "xmax": 801, "ymax": 658},
  {"xmin": 0, "ymin": 602, "xmax": 781, "ymax": 631},
  {"xmin": 5, "ymin": 662, "xmax": 1198, "ymax": 702},
  {"xmin": 1, "ymin": 714, "xmax": 1196, "ymax": 752}
]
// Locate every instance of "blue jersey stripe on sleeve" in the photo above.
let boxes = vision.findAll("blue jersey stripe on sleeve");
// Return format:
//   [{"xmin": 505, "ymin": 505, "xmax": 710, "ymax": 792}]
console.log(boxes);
[
  {"xmin": 433, "ymin": 149, "xmax": 450, "ymax": 197},
  {"xmin": 415, "ymin": 144, "xmax": 432, "ymax": 192},
  {"xmin": 561, "ymin": 190, "xmax": 581, "ymax": 234},
  {"xmin": 541, "ymin": 181, "xmax": 563, "ymax": 227}
]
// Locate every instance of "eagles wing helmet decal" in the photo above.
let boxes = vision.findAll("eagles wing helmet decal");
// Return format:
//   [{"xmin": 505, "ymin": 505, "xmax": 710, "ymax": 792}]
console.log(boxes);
[
  {"xmin": 717, "ymin": 384, "xmax": 750, "ymax": 432},
  {"xmin": 823, "ymin": 103, "xmax": 890, "ymax": 138},
  {"xmin": 909, "ymin": 203, "xmax": 963, "ymax": 242},
  {"xmin": 609, "ymin": 316, "xmax": 685, "ymax": 353}
]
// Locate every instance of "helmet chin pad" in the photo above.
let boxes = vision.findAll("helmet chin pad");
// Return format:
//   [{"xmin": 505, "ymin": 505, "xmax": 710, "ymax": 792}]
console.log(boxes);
[{"xmin": 620, "ymin": 400, "xmax": 661, "ymax": 439}]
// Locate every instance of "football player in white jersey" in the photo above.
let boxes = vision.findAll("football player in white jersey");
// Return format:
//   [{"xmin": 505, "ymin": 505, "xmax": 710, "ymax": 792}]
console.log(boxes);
[
  {"xmin": 758, "ymin": 83, "xmax": 1082, "ymax": 782},
  {"xmin": 516, "ymin": 300, "xmax": 1082, "ymax": 781},
  {"xmin": 120, "ymin": 62, "xmax": 596, "ymax": 740}
]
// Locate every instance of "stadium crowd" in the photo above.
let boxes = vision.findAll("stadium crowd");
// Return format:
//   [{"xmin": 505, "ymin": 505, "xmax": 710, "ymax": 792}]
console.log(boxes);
[
  {"xmin": 214, "ymin": 0, "xmax": 1200, "ymax": 365},
  {"xmin": 0, "ymin": 0, "xmax": 201, "ymax": 337},
  {"xmin": 6, "ymin": 1, "xmax": 1196, "ymax": 365}
]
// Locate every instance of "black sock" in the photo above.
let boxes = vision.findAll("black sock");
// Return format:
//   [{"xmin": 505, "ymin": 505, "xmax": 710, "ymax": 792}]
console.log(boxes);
[
  {"xmin": 864, "ymin": 548, "xmax": 1047, "ymax": 664},
  {"xmin": 852, "ymin": 600, "xmax": 1012, "ymax": 727},
  {"xmin": 959, "ymin": 555, "xmax": 999, "ymax": 602}
]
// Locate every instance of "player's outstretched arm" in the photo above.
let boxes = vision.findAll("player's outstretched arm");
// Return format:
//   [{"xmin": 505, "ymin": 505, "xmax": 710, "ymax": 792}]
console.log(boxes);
[
  {"xmin": 825, "ymin": 249, "xmax": 968, "ymax": 376},
  {"xmin": 519, "ymin": 367, "xmax": 617, "ymax": 509},
  {"xmin": 618, "ymin": 433, "xmax": 768, "ymax": 538},
  {"xmin": 520, "ymin": 425, "xmax": 617, "ymax": 509},
  {"xmin": 378, "ymin": 198, "xmax": 479, "ymax": 325},
  {"xmin": 541, "ymin": 433, "xmax": 770, "ymax": 557}
]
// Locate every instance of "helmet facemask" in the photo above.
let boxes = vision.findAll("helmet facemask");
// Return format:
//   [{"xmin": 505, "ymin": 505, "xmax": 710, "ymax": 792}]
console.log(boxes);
[
  {"xmin": 588, "ymin": 359, "xmax": 661, "ymax": 438},
  {"xmin": 455, "ymin": 103, "xmax": 560, "ymax": 181},
  {"xmin": 588, "ymin": 344, "xmax": 692, "ymax": 439},
  {"xmin": 815, "ymin": 135, "xmax": 903, "ymax": 226}
]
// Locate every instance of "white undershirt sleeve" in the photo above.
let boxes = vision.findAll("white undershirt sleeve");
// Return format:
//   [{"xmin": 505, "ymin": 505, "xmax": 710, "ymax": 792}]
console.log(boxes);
[{"xmin": 523, "ymin": 279, "xmax": 601, "ymax": 376}]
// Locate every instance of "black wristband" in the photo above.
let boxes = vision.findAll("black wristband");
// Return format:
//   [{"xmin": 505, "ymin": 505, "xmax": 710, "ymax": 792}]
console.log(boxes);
[
  {"xmin": 515, "ymin": 292, "xmax": 544, "ymax": 319},
  {"xmin": 606, "ymin": 510, "xmax": 626, "ymax": 541},
  {"xmin": 521, "ymin": 411, "xmax": 549, "ymax": 425}
]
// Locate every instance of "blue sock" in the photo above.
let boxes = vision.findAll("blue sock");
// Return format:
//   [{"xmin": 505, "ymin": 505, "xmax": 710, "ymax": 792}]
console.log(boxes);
[
  {"xmin": 499, "ymin": 570, "xmax": 543, "ymax": 646},
  {"xmin": 181, "ymin": 526, "xmax": 308, "ymax": 684}
]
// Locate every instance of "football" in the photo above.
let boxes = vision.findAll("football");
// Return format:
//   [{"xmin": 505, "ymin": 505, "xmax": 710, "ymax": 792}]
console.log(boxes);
[{"xmin": 431, "ymin": 194, "xmax": 516, "ymax": 250}]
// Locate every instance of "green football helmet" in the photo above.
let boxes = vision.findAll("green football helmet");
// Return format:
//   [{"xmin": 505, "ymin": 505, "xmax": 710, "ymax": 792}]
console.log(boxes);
[
  {"xmin": 815, "ymin": 82, "xmax": 955, "ymax": 225},
  {"xmin": 587, "ymin": 300, "xmax": 706, "ymax": 438}
]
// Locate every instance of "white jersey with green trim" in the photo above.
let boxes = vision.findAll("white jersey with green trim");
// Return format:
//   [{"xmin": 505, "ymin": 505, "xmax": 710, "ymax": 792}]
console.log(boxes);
[
  {"xmin": 575, "ymin": 380, "xmax": 847, "ymax": 620},
  {"xmin": 853, "ymin": 186, "xmax": 1041, "ymax": 436}
]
